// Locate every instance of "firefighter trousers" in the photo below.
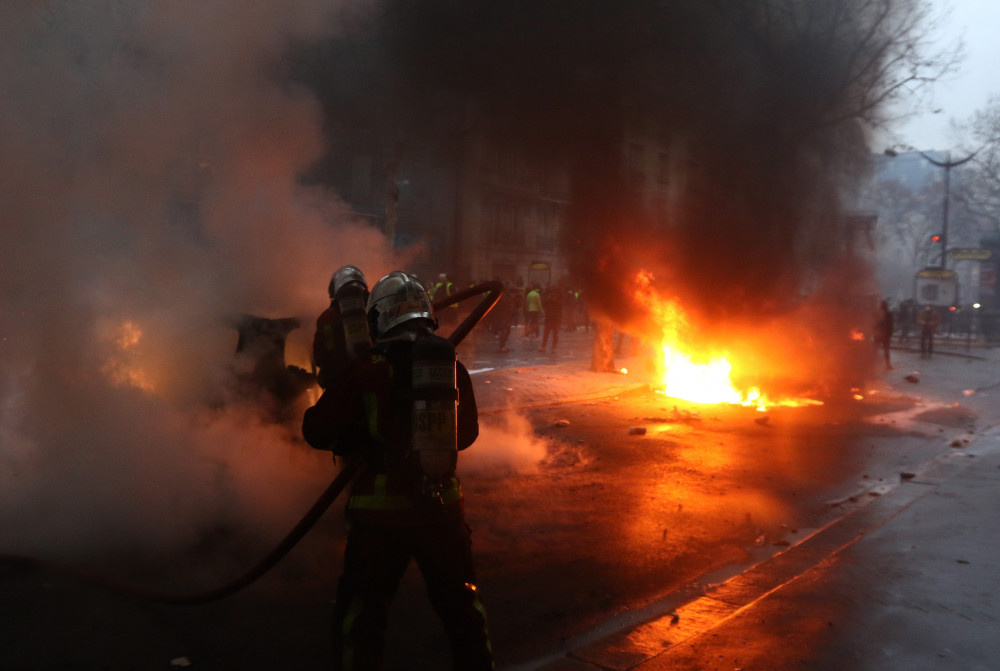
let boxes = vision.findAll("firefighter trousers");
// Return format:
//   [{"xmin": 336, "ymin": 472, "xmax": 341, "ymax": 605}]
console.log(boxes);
[{"xmin": 332, "ymin": 516, "xmax": 494, "ymax": 670}]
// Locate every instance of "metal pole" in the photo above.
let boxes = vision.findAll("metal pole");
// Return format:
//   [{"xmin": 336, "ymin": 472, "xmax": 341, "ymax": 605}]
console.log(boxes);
[
  {"xmin": 918, "ymin": 149, "xmax": 978, "ymax": 269},
  {"xmin": 942, "ymin": 153, "xmax": 951, "ymax": 268}
]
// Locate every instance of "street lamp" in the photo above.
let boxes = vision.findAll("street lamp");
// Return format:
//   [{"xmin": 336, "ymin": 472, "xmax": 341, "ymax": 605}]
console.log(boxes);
[
  {"xmin": 884, "ymin": 146, "xmax": 979, "ymax": 268},
  {"xmin": 917, "ymin": 150, "xmax": 978, "ymax": 269}
]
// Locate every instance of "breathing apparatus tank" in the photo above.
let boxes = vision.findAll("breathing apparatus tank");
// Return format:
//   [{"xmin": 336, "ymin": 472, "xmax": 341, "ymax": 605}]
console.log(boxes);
[
  {"xmin": 330, "ymin": 265, "xmax": 371, "ymax": 361},
  {"xmin": 411, "ymin": 332, "xmax": 459, "ymax": 498},
  {"xmin": 366, "ymin": 271, "xmax": 457, "ymax": 500}
]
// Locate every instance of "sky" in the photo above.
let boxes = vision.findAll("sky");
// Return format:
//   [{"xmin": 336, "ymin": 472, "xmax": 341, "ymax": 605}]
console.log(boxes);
[{"xmin": 889, "ymin": 0, "xmax": 1000, "ymax": 150}]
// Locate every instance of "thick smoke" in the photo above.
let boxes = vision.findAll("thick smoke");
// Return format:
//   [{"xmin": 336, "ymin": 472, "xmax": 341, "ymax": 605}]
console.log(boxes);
[
  {"xmin": 1, "ymin": 1, "xmax": 922, "ymax": 565},
  {"xmin": 324, "ymin": 0, "xmax": 920, "ymax": 394},
  {"xmin": 0, "ymin": 2, "xmax": 408, "ymax": 563}
]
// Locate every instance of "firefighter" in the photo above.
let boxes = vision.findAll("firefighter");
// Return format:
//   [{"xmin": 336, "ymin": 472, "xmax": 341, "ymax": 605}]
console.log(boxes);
[
  {"xmin": 312, "ymin": 266, "xmax": 371, "ymax": 389},
  {"xmin": 302, "ymin": 271, "xmax": 493, "ymax": 671},
  {"xmin": 430, "ymin": 272, "xmax": 453, "ymax": 300}
]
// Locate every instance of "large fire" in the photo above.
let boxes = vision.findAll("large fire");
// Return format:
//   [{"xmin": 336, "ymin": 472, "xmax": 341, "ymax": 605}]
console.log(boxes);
[{"xmin": 632, "ymin": 271, "xmax": 821, "ymax": 411}]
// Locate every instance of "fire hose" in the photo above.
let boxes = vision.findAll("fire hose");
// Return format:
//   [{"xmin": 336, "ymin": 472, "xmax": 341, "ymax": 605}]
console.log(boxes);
[{"xmin": 0, "ymin": 281, "xmax": 503, "ymax": 605}]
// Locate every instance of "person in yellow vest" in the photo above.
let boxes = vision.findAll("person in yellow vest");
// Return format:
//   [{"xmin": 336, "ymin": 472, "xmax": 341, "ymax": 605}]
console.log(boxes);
[
  {"xmin": 524, "ymin": 282, "xmax": 543, "ymax": 338},
  {"xmin": 430, "ymin": 272, "xmax": 453, "ymax": 301}
]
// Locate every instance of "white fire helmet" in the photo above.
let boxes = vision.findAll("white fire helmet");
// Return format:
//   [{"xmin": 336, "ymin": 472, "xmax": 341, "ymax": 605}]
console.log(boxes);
[{"xmin": 366, "ymin": 271, "xmax": 437, "ymax": 340}]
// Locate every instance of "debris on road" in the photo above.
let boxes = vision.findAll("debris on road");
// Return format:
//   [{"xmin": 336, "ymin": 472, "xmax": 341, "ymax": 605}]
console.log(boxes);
[
  {"xmin": 170, "ymin": 658, "xmax": 192, "ymax": 668},
  {"xmin": 671, "ymin": 406, "xmax": 700, "ymax": 423},
  {"xmin": 754, "ymin": 415, "xmax": 770, "ymax": 426},
  {"xmin": 554, "ymin": 419, "xmax": 571, "ymax": 428},
  {"xmin": 900, "ymin": 472, "xmax": 916, "ymax": 480},
  {"xmin": 628, "ymin": 426, "xmax": 647, "ymax": 436},
  {"xmin": 904, "ymin": 372, "xmax": 920, "ymax": 383}
]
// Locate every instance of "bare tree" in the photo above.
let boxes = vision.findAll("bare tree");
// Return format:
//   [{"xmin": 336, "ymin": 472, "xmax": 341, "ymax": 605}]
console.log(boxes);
[
  {"xmin": 714, "ymin": 0, "xmax": 961, "ymax": 134},
  {"xmin": 874, "ymin": 179, "xmax": 941, "ymax": 264},
  {"xmin": 955, "ymin": 96, "xmax": 1000, "ymax": 233}
]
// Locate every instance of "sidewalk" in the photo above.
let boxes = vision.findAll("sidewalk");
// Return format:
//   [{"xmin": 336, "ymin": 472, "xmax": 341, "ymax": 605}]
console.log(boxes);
[{"xmin": 533, "ymin": 347, "xmax": 1000, "ymax": 671}]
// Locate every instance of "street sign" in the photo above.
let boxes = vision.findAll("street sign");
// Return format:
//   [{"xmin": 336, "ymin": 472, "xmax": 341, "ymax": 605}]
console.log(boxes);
[
  {"xmin": 947, "ymin": 247, "xmax": 993, "ymax": 261},
  {"xmin": 916, "ymin": 268, "xmax": 957, "ymax": 279}
]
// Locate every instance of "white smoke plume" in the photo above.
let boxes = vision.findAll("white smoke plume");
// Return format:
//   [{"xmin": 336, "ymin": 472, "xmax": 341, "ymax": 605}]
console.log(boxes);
[
  {"xmin": 461, "ymin": 412, "xmax": 549, "ymax": 475},
  {"xmin": 0, "ymin": 2, "xmax": 402, "ymax": 562}
]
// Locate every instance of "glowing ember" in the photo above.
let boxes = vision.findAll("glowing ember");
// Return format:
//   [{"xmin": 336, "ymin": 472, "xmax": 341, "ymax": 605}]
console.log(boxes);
[
  {"xmin": 632, "ymin": 270, "xmax": 821, "ymax": 411},
  {"xmin": 101, "ymin": 320, "xmax": 156, "ymax": 392},
  {"xmin": 849, "ymin": 328, "xmax": 866, "ymax": 341}
]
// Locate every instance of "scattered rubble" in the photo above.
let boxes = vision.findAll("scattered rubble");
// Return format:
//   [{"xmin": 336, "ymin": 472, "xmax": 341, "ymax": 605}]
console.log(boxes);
[
  {"xmin": 671, "ymin": 406, "xmax": 700, "ymax": 423},
  {"xmin": 904, "ymin": 372, "xmax": 920, "ymax": 383},
  {"xmin": 754, "ymin": 415, "xmax": 770, "ymax": 426},
  {"xmin": 554, "ymin": 419, "xmax": 571, "ymax": 428}
]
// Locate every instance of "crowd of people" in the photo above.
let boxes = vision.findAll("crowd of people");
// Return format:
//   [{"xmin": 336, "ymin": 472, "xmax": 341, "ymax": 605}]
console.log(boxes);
[
  {"xmin": 423, "ymin": 273, "xmax": 592, "ymax": 354},
  {"xmin": 872, "ymin": 298, "xmax": 979, "ymax": 367}
]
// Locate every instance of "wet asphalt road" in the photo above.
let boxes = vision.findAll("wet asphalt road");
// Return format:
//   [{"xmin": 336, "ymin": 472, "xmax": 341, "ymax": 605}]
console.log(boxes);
[{"xmin": 2, "ymin": 335, "xmax": 996, "ymax": 670}]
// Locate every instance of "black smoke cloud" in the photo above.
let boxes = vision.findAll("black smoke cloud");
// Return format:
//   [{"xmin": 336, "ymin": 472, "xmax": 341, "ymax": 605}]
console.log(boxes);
[
  {"xmin": 302, "ymin": 0, "xmax": 909, "ymax": 392},
  {"xmin": 367, "ymin": 0, "xmax": 881, "ymax": 311}
]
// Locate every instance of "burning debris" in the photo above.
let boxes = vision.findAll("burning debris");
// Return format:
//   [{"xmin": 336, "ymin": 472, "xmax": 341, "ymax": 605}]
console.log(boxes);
[
  {"xmin": 623, "ymin": 270, "xmax": 829, "ymax": 409},
  {"xmin": 233, "ymin": 315, "xmax": 316, "ymax": 416}
]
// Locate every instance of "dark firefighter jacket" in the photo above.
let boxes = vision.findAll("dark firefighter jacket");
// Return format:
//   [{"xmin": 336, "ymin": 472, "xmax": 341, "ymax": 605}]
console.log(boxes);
[
  {"xmin": 312, "ymin": 302, "xmax": 347, "ymax": 389},
  {"xmin": 302, "ymin": 337, "xmax": 479, "ymax": 524}
]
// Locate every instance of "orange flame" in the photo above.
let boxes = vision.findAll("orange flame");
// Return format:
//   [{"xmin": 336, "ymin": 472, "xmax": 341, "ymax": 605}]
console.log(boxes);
[
  {"xmin": 632, "ymin": 271, "xmax": 821, "ymax": 411},
  {"xmin": 101, "ymin": 320, "xmax": 156, "ymax": 392}
]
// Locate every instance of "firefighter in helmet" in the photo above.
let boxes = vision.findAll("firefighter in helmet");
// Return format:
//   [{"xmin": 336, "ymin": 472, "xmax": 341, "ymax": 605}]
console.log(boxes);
[
  {"xmin": 302, "ymin": 271, "xmax": 493, "ymax": 670},
  {"xmin": 312, "ymin": 265, "xmax": 371, "ymax": 389}
]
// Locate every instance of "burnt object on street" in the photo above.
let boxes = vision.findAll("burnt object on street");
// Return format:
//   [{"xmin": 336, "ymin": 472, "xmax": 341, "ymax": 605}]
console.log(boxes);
[{"xmin": 234, "ymin": 315, "xmax": 316, "ymax": 417}]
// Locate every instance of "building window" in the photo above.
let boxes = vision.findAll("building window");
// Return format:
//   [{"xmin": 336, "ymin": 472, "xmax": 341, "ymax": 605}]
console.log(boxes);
[
  {"xmin": 537, "ymin": 208, "xmax": 557, "ymax": 251},
  {"xmin": 487, "ymin": 197, "xmax": 524, "ymax": 248}
]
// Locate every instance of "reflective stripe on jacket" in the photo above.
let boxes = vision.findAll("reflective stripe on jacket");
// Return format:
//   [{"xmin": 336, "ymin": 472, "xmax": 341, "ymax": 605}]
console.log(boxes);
[{"xmin": 347, "ymin": 474, "xmax": 462, "ymax": 510}]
